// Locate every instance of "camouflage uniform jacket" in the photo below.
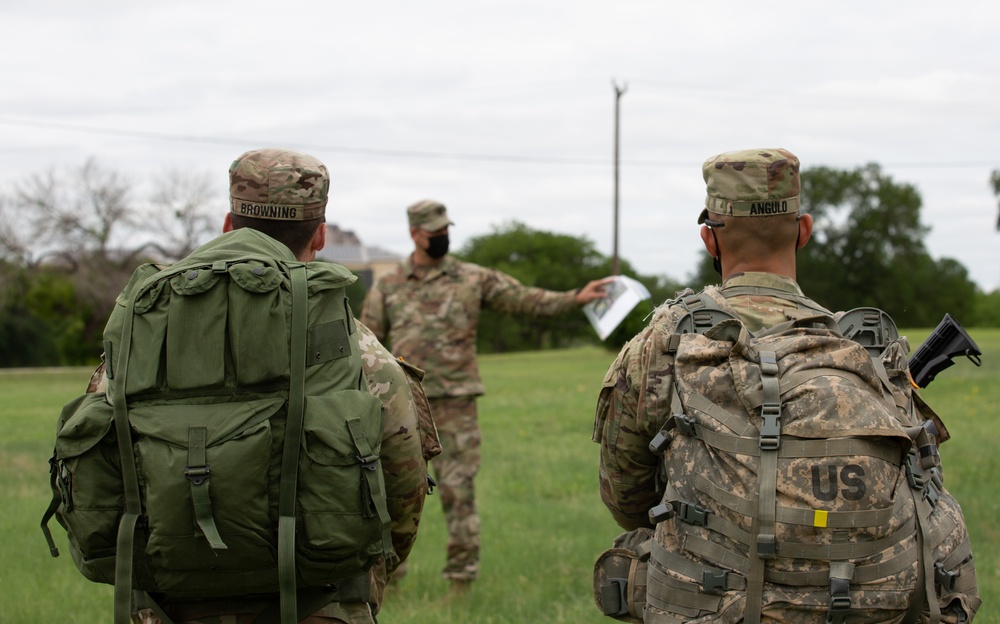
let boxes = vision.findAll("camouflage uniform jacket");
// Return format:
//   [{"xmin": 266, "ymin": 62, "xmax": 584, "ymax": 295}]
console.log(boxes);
[
  {"xmin": 594, "ymin": 272, "xmax": 828, "ymax": 529},
  {"xmin": 360, "ymin": 254, "xmax": 578, "ymax": 398}
]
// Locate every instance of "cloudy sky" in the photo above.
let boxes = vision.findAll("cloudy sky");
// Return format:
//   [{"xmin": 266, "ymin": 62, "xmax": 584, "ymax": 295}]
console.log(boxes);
[{"xmin": 3, "ymin": 1, "xmax": 999, "ymax": 291}]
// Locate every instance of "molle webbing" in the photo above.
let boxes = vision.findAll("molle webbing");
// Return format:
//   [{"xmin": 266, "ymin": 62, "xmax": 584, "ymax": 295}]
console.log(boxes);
[
  {"xmin": 670, "ymin": 404, "xmax": 904, "ymax": 463},
  {"xmin": 693, "ymin": 474, "xmax": 904, "ymax": 530}
]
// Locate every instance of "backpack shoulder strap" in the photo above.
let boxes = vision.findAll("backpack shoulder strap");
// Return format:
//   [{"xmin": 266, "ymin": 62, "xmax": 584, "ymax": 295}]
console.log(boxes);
[{"xmin": 671, "ymin": 288, "xmax": 739, "ymax": 336}]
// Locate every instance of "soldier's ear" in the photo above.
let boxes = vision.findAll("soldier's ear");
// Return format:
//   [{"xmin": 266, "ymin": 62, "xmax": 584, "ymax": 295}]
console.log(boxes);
[
  {"xmin": 700, "ymin": 225, "xmax": 718, "ymax": 256},
  {"xmin": 311, "ymin": 221, "xmax": 327, "ymax": 253},
  {"xmin": 796, "ymin": 214, "xmax": 813, "ymax": 249},
  {"xmin": 222, "ymin": 212, "xmax": 234, "ymax": 233}
]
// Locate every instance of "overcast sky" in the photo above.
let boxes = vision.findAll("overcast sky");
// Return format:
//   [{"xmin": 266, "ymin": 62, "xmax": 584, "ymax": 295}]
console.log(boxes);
[{"xmin": 2, "ymin": 1, "xmax": 998, "ymax": 292}]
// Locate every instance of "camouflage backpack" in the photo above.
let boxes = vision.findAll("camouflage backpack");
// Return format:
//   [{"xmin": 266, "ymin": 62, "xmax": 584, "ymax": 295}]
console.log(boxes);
[
  {"xmin": 595, "ymin": 287, "xmax": 979, "ymax": 623},
  {"xmin": 41, "ymin": 229, "xmax": 392, "ymax": 624}
]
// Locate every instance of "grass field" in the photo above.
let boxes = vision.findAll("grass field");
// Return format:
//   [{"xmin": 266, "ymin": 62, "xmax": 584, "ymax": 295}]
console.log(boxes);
[{"xmin": 1, "ymin": 329, "xmax": 995, "ymax": 623}]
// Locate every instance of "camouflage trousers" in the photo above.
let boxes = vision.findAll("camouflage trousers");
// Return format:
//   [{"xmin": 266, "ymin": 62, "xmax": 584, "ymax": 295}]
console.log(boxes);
[
  {"xmin": 429, "ymin": 396, "xmax": 481, "ymax": 581},
  {"xmin": 131, "ymin": 600, "xmax": 375, "ymax": 624}
]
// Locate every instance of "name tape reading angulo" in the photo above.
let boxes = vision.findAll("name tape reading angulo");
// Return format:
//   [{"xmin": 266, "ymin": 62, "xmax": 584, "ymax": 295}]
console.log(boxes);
[{"xmin": 706, "ymin": 196, "xmax": 801, "ymax": 218}]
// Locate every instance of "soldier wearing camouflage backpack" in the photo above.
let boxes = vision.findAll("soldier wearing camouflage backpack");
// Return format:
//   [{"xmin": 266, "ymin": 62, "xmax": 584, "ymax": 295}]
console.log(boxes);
[
  {"xmin": 42, "ymin": 148, "xmax": 439, "ymax": 624},
  {"xmin": 593, "ymin": 148, "xmax": 979, "ymax": 622}
]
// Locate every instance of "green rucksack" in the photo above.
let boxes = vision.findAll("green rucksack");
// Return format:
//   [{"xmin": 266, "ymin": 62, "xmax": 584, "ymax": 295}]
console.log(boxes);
[{"xmin": 41, "ymin": 229, "xmax": 392, "ymax": 624}]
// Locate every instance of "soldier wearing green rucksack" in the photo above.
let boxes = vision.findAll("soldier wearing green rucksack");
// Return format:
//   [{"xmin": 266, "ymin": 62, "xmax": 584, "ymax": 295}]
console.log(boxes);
[
  {"xmin": 43, "ymin": 148, "xmax": 439, "ymax": 624},
  {"xmin": 593, "ymin": 149, "xmax": 979, "ymax": 622}
]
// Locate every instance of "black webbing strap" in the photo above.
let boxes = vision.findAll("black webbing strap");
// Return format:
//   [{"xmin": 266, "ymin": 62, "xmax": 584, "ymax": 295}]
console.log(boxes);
[
  {"xmin": 827, "ymin": 561, "xmax": 854, "ymax": 624},
  {"xmin": 186, "ymin": 426, "xmax": 227, "ymax": 550},
  {"xmin": 277, "ymin": 264, "xmax": 309, "ymax": 624},
  {"xmin": 112, "ymin": 286, "xmax": 143, "ymax": 624},
  {"xmin": 347, "ymin": 418, "xmax": 393, "ymax": 553}
]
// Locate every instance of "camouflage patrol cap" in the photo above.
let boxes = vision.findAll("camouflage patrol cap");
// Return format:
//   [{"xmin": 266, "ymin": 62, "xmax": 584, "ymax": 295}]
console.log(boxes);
[
  {"xmin": 229, "ymin": 148, "xmax": 329, "ymax": 221},
  {"xmin": 698, "ymin": 148, "xmax": 800, "ymax": 224},
  {"xmin": 407, "ymin": 199, "xmax": 454, "ymax": 231}
]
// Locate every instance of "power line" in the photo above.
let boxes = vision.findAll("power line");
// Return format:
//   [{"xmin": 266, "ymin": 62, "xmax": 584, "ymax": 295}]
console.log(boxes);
[{"xmin": 0, "ymin": 116, "xmax": 996, "ymax": 170}]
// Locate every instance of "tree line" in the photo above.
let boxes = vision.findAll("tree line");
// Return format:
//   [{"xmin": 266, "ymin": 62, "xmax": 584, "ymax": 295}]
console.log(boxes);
[{"xmin": 2, "ymin": 159, "xmax": 998, "ymax": 367}]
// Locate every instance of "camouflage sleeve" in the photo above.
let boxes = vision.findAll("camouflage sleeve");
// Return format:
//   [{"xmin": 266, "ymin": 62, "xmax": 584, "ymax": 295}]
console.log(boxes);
[
  {"xmin": 359, "ymin": 280, "xmax": 389, "ymax": 345},
  {"xmin": 355, "ymin": 323, "xmax": 429, "ymax": 571},
  {"xmin": 593, "ymin": 325, "xmax": 664, "ymax": 531},
  {"xmin": 477, "ymin": 265, "xmax": 579, "ymax": 317}
]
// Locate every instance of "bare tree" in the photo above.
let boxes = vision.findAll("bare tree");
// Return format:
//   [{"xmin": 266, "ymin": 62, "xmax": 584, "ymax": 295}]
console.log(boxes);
[
  {"xmin": 147, "ymin": 168, "xmax": 219, "ymax": 260},
  {"xmin": 991, "ymin": 169, "xmax": 1000, "ymax": 230},
  {"xmin": 0, "ymin": 193, "xmax": 29, "ymax": 265},
  {"xmin": 14, "ymin": 157, "xmax": 136, "ymax": 270},
  {"xmin": 6, "ymin": 158, "xmax": 219, "ymax": 353}
]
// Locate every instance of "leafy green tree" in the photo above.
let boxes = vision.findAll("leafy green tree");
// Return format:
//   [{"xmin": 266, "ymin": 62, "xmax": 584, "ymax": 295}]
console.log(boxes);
[
  {"xmin": 991, "ymin": 169, "xmax": 1000, "ymax": 230},
  {"xmin": 454, "ymin": 221, "xmax": 683, "ymax": 352},
  {"xmin": 0, "ymin": 262, "xmax": 60, "ymax": 367},
  {"xmin": 972, "ymin": 288, "xmax": 1000, "ymax": 327},
  {"xmin": 799, "ymin": 164, "xmax": 975, "ymax": 325},
  {"xmin": 456, "ymin": 221, "xmax": 609, "ymax": 353}
]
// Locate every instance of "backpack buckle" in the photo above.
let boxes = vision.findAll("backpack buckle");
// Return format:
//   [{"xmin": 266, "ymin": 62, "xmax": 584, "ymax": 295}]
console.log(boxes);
[
  {"xmin": 674, "ymin": 414, "xmax": 697, "ymax": 437},
  {"xmin": 904, "ymin": 452, "xmax": 925, "ymax": 490},
  {"xmin": 759, "ymin": 403, "xmax": 782, "ymax": 450},
  {"xmin": 357, "ymin": 454, "xmax": 378, "ymax": 471},
  {"xmin": 184, "ymin": 465, "xmax": 211, "ymax": 486},
  {"xmin": 934, "ymin": 561, "xmax": 958, "ymax": 592},
  {"xmin": 702, "ymin": 568, "xmax": 730, "ymax": 593},
  {"xmin": 599, "ymin": 578, "xmax": 630, "ymax": 617},
  {"xmin": 675, "ymin": 500, "xmax": 709, "ymax": 527},
  {"xmin": 827, "ymin": 576, "xmax": 851, "ymax": 624}
]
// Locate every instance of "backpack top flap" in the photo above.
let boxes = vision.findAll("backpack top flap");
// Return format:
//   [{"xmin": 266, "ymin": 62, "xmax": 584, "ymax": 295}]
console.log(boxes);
[{"xmin": 724, "ymin": 318, "xmax": 912, "ymax": 442}]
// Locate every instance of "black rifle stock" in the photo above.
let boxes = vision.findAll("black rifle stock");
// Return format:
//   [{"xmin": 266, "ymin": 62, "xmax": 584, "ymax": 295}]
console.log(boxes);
[{"xmin": 908, "ymin": 314, "xmax": 982, "ymax": 388}]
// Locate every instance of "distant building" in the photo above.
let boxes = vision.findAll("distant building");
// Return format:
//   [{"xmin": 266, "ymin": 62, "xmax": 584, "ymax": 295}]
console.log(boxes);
[{"xmin": 315, "ymin": 224, "xmax": 403, "ymax": 290}]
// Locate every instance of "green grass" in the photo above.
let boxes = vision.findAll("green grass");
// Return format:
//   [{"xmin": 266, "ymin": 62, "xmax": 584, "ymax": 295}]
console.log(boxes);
[{"xmin": 2, "ymin": 332, "xmax": 996, "ymax": 623}]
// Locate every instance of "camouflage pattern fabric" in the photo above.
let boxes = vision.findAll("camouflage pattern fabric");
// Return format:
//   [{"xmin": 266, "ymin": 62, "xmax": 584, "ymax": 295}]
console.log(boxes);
[
  {"xmin": 594, "ymin": 273, "xmax": 819, "ymax": 530},
  {"xmin": 594, "ymin": 271, "xmax": 980, "ymax": 622},
  {"xmin": 360, "ymin": 254, "xmax": 578, "ymax": 398},
  {"xmin": 355, "ymin": 323, "xmax": 434, "ymax": 582},
  {"xmin": 699, "ymin": 148, "xmax": 800, "ymax": 222},
  {"xmin": 430, "ymin": 396, "xmax": 482, "ymax": 581}
]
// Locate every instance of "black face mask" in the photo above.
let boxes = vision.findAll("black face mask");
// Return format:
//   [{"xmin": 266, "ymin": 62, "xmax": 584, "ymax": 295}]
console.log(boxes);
[{"xmin": 426, "ymin": 233, "xmax": 450, "ymax": 259}]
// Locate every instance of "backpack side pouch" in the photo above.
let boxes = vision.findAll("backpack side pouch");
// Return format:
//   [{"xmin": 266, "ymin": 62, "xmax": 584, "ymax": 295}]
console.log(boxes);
[
  {"xmin": 297, "ymin": 388, "xmax": 388, "ymax": 585},
  {"xmin": 594, "ymin": 528, "xmax": 653, "ymax": 623},
  {"xmin": 52, "ymin": 392, "xmax": 122, "ymax": 584}
]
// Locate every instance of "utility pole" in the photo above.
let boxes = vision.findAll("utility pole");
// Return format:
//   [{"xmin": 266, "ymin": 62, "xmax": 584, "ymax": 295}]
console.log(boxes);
[{"xmin": 612, "ymin": 80, "xmax": 627, "ymax": 276}]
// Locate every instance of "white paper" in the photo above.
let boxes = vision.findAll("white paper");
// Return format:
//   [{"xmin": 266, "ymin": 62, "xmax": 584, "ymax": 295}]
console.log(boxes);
[{"xmin": 582, "ymin": 275, "xmax": 652, "ymax": 340}]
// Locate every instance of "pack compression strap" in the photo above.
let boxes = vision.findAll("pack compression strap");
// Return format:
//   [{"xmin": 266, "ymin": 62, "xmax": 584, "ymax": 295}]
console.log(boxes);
[
  {"xmin": 744, "ymin": 349, "xmax": 781, "ymax": 624},
  {"xmin": 277, "ymin": 264, "xmax": 309, "ymax": 624},
  {"xmin": 111, "ymin": 283, "xmax": 144, "ymax": 624}
]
